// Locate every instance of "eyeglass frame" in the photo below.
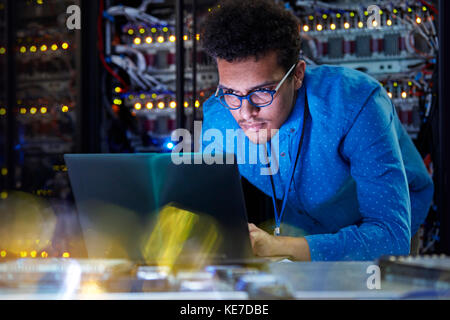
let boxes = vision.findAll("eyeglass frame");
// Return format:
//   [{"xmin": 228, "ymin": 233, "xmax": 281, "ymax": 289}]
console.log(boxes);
[{"xmin": 214, "ymin": 62, "xmax": 298, "ymax": 110}]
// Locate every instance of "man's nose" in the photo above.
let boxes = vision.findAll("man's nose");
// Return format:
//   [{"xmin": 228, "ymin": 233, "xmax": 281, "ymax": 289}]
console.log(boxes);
[{"xmin": 239, "ymin": 99, "xmax": 260, "ymax": 121}]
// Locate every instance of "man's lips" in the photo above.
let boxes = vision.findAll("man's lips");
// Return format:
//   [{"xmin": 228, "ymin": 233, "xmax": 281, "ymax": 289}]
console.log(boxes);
[{"xmin": 240, "ymin": 122, "xmax": 267, "ymax": 132}]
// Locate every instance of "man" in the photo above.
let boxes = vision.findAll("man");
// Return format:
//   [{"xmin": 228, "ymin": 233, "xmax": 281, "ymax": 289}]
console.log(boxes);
[{"xmin": 199, "ymin": 0, "xmax": 434, "ymax": 261}]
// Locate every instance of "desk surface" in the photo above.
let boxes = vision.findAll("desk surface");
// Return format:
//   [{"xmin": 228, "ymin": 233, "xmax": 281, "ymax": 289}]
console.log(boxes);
[{"xmin": 0, "ymin": 259, "xmax": 448, "ymax": 300}]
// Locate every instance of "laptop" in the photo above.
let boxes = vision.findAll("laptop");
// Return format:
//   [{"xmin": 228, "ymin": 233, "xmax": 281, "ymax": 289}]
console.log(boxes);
[{"xmin": 64, "ymin": 153, "xmax": 257, "ymax": 266}]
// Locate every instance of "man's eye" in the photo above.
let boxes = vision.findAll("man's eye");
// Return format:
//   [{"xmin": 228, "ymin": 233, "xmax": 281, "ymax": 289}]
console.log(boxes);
[{"xmin": 223, "ymin": 88, "xmax": 271, "ymax": 95}]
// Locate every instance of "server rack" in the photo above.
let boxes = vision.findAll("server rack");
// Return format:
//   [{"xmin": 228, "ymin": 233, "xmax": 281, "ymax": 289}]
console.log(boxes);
[
  {"xmin": 0, "ymin": 0, "xmax": 89, "ymax": 258},
  {"xmin": 99, "ymin": 0, "xmax": 217, "ymax": 154}
]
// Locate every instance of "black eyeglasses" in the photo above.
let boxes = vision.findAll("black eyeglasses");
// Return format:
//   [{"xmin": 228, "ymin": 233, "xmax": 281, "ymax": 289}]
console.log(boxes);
[{"xmin": 215, "ymin": 63, "xmax": 297, "ymax": 110}]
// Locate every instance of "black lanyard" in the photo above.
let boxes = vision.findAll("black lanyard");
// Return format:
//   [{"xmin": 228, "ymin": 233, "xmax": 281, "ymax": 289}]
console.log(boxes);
[{"xmin": 266, "ymin": 90, "xmax": 309, "ymax": 236}]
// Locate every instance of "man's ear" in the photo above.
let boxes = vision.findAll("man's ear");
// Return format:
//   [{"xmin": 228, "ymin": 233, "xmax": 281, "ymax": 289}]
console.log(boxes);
[{"xmin": 293, "ymin": 60, "xmax": 306, "ymax": 90}]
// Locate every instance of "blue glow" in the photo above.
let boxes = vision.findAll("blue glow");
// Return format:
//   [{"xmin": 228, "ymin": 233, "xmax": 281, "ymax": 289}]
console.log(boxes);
[{"xmin": 166, "ymin": 142, "xmax": 174, "ymax": 150}]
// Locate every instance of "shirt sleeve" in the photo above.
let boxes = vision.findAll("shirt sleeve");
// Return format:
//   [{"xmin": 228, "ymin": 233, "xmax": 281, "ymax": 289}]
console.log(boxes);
[
  {"xmin": 304, "ymin": 86, "xmax": 412, "ymax": 261},
  {"xmin": 199, "ymin": 96, "xmax": 221, "ymax": 151},
  {"xmin": 395, "ymin": 117, "xmax": 434, "ymax": 235}
]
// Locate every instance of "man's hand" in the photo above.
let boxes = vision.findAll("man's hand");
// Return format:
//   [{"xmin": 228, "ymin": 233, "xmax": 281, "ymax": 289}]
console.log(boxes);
[
  {"xmin": 248, "ymin": 223, "xmax": 283, "ymax": 257},
  {"xmin": 248, "ymin": 223, "xmax": 311, "ymax": 261}
]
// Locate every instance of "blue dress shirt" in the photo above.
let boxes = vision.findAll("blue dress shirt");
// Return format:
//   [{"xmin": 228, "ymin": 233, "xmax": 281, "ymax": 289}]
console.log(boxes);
[{"xmin": 200, "ymin": 65, "xmax": 434, "ymax": 261}]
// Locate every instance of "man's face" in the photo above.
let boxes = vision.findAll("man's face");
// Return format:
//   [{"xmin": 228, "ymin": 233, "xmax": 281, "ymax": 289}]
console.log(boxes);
[{"xmin": 216, "ymin": 51, "xmax": 305, "ymax": 144}]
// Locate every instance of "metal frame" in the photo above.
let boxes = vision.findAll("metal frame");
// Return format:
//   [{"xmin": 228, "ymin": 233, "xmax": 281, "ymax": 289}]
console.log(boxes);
[
  {"xmin": 192, "ymin": 0, "xmax": 197, "ymax": 128},
  {"xmin": 79, "ymin": 0, "xmax": 102, "ymax": 153},
  {"xmin": 5, "ymin": 0, "xmax": 16, "ymax": 190},
  {"xmin": 437, "ymin": 0, "xmax": 450, "ymax": 254},
  {"xmin": 176, "ymin": 0, "xmax": 187, "ymax": 130}
]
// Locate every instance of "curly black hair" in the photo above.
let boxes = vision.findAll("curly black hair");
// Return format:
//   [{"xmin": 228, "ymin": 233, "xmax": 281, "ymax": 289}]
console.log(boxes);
[{"xmin": 201, "ymin": 0, "xmax": 301, "ymax": 74}]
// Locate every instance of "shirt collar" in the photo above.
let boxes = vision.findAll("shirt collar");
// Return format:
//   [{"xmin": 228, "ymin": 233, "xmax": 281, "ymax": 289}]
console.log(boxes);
[{"xmin": 279, "ymin": 83, "xmax": 306, "ymax": 137}]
